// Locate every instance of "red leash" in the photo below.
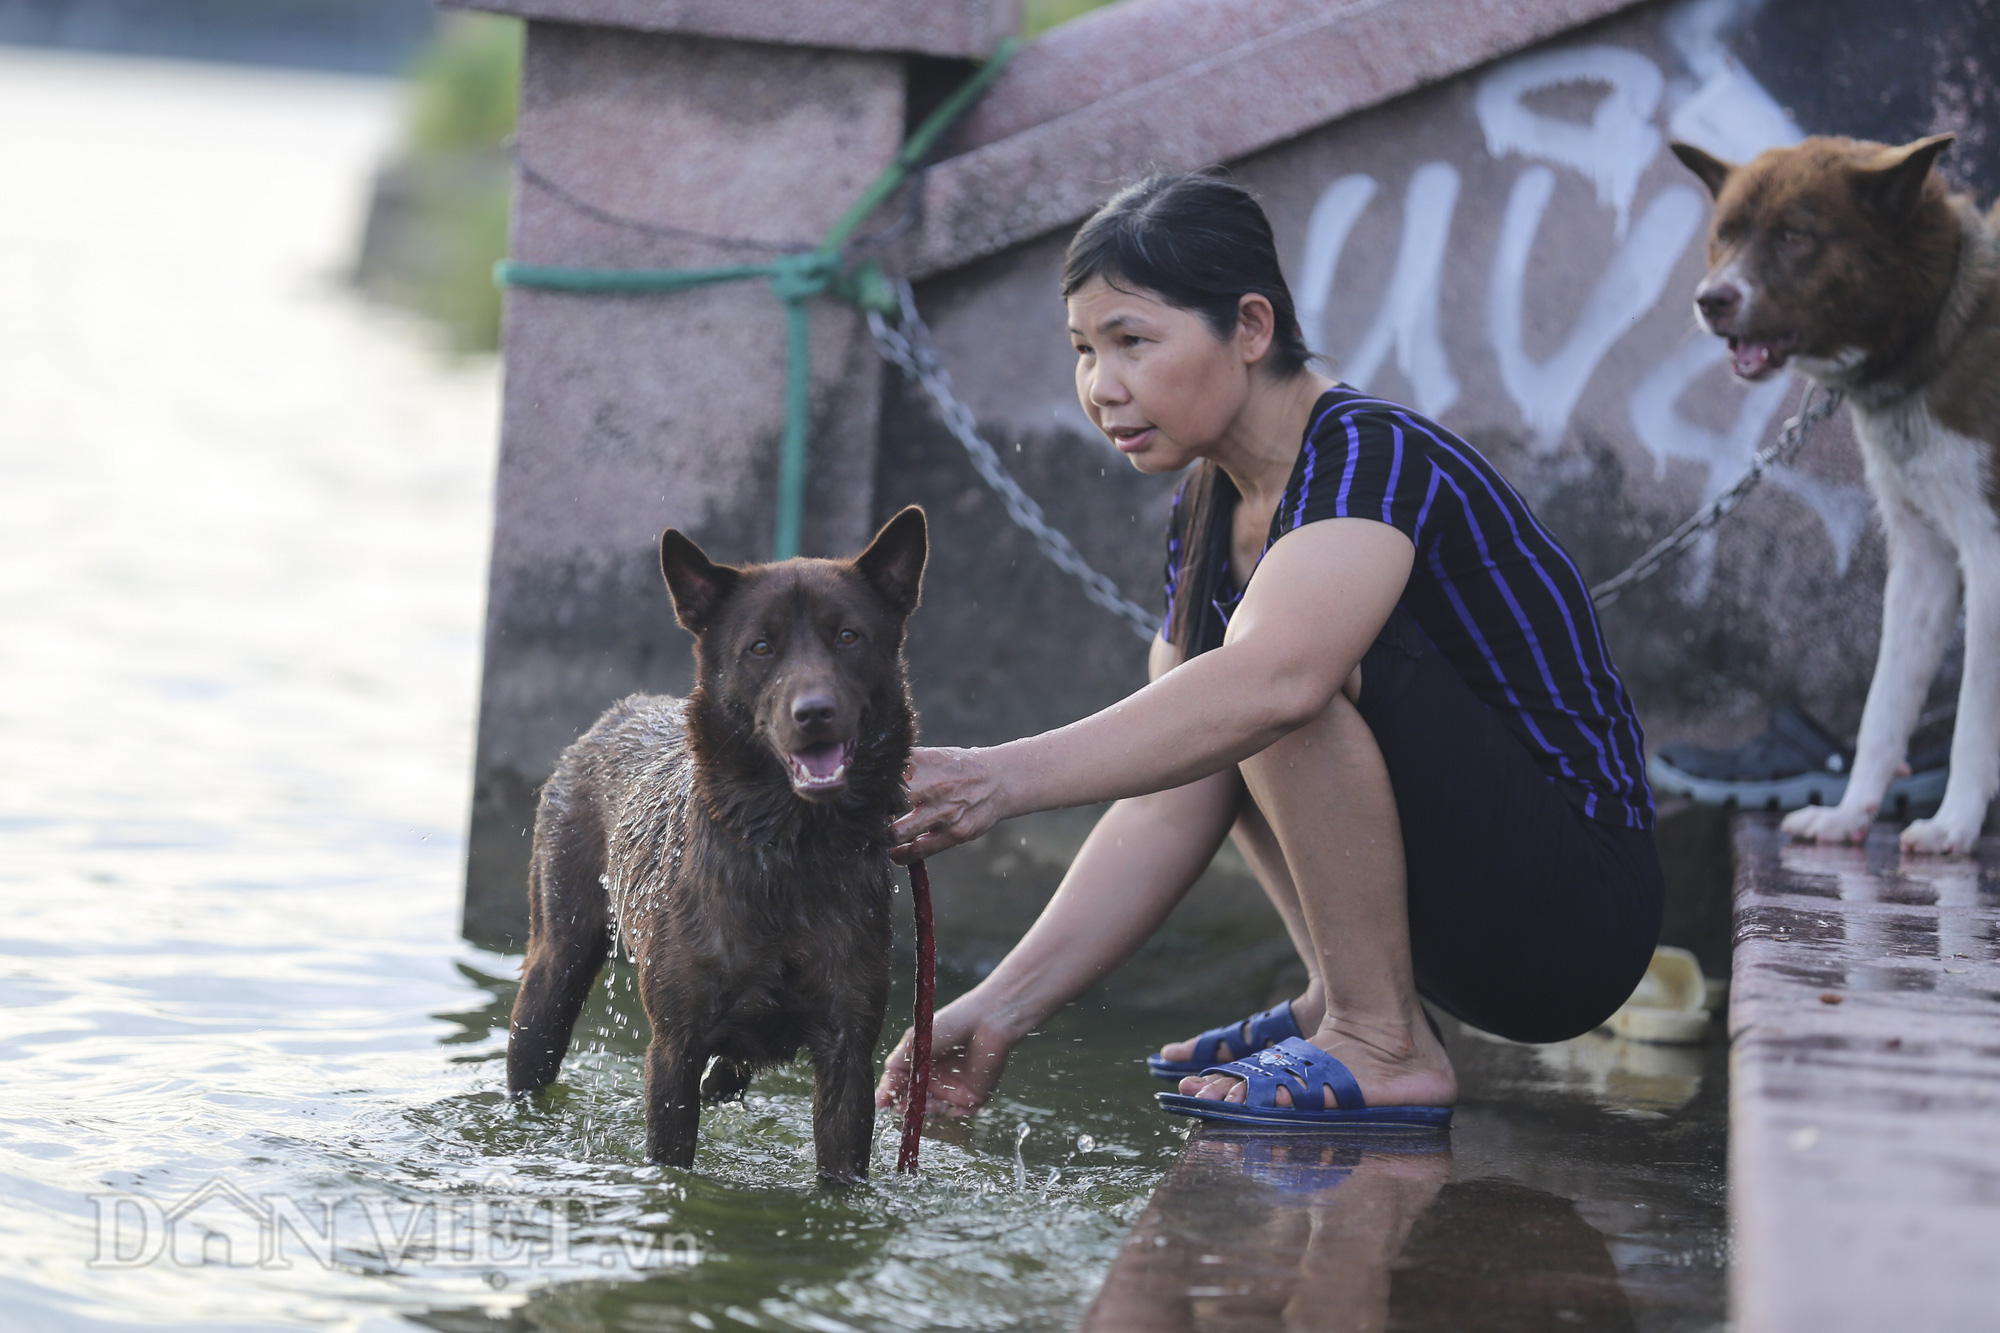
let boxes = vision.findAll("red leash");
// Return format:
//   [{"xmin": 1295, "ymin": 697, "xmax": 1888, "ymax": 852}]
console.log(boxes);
[{"xmin": 895, "ymin": 858, "xmax": 934, "ymax": 1173}]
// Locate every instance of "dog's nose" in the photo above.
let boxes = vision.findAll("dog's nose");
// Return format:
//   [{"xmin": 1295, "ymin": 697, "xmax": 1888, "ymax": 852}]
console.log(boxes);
[
  {"xmin": 791, "ymin": 693, "xmax": 837, "ymax": 728},
  {"xmin": 1695, "ymin": 283, "xmax": 1741, "ymax": 325}
]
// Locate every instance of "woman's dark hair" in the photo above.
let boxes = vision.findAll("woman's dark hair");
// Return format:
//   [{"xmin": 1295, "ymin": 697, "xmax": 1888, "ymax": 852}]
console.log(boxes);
[{"xmin": 1061, "ymin": 172, "xmax": 1312, "ymax": 658}]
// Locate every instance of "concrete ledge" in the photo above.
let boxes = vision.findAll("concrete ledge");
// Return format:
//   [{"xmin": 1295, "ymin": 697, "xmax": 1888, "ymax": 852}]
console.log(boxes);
[
  {"xmin": 908, "ymin": 0, "xmax": 1649, "ymax": 276},
  {"xmin": 442, "ymin": 0, "xmax": 1018, "ymax": 59},
  {"xmin": 1730, "ymin": 816, "xmax": 2000, "ymax": 1331}
]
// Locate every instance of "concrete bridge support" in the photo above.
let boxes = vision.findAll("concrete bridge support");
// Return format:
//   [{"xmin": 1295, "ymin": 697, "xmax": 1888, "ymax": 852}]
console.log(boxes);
[{"xmin": 448, "ymin": 1, "xmax": 1015, "ymax": 947}]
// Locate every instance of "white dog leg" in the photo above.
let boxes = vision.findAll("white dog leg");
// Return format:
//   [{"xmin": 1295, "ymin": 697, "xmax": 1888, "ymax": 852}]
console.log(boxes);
[
  {"xmin": 1901, "ymin": 556, "xmax": 2000, "ymax": 854},
  {"xmin": 1783, "ymin": 500, "xmax": 1958, "ymax": 844}
]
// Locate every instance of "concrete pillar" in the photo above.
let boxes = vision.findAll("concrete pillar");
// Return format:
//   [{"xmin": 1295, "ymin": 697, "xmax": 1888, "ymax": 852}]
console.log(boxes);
[{"xmin": 448, "ymin": 0, "xmax": 1015, "ymax": 947}]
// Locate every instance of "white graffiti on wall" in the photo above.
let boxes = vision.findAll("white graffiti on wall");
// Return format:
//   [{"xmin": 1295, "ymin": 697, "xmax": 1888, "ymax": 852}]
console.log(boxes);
[
  {"xmin": 1665, "ymin": 0, "xmax": 1805, "ymax": 164},
  {"xmin": 1298, "ymin": 1, "xmax": 1871, "ymax": 601},
  {"xmin": 1298, "ymin": 166, "xmax": 1463, "ymax": 418},
  {"xmin": 1475, "ymin": 44, "xmax": 1667, "ymax": 237},
  {"xmin": 1490, "ymin": 166, "xmax": 1704, "ymax": 448}
]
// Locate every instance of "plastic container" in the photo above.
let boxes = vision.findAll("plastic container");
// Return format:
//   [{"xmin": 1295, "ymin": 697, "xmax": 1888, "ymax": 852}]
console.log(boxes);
[{"xmin": 1605, "ymin": 946, "xmax": 1714, "ymax": 1044}]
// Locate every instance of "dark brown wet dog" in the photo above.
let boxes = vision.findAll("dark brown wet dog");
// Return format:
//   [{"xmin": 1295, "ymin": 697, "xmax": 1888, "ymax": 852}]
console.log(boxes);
[{"xmin": 505, "ymin": 508, "xmax": 926, "ymax": 1181}]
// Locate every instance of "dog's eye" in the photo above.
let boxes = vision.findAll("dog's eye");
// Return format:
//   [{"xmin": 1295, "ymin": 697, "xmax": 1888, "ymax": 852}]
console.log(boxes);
[
  {"xmin": 837, "ymin": 628, "xmax": 859, "ymax": 646},
  {"xmin": 1779, "ymin": 227, "xmax": 1812, "ymax": 247},
  {"xmin": 749, "ymin": 639, "xmax": 774, "ymax": 657}
]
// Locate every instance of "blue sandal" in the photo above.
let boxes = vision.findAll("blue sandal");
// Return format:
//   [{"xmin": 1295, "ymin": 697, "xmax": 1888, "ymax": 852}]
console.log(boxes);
[
  {"xmin": 1156, "ymin": 1036, "xmax": 1453, "ymax": 1130},
  {"xmin": 1146, "ymin": 1000, "xmax": 1302, "ymax": 1081}
]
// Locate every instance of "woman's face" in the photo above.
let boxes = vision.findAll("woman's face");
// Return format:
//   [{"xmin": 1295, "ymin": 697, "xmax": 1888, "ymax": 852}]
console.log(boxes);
[{"xmin": 1067, "ymin": 276, "xmax": 1257, "ymax": 474}]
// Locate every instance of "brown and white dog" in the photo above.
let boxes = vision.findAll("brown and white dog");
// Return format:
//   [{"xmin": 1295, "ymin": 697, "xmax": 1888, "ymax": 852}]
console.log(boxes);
[{"xmin": 1673, "ymin": 133, "xmax": 2000, "ymax": 853}]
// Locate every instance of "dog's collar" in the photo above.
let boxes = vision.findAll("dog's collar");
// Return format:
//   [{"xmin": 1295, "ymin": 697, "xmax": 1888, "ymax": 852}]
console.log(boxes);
[{"xmin": 1852, "ymin": 199, "xmax": 1998, "ymax": 410}]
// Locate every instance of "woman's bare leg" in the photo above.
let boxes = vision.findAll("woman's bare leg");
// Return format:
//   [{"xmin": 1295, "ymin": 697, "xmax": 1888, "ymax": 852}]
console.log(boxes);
[
  {"xmin": 1181, "ymin": 685, "xmax": 1456, "ymax": 1108},
  {"xmin": 1155, "ymin": 797, "xmax": 1327, "ymax": 1064}
]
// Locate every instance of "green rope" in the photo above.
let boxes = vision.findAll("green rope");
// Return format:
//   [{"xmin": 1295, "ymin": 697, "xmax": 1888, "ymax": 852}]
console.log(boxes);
[{"xmin": 496, "ymin": 38, "xmax": 1019, "ymax": 560}]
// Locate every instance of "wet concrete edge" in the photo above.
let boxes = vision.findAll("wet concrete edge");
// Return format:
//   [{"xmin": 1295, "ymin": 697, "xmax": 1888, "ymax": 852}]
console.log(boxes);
[{"xmin": 1729, "ymin": 814, "xmax": 2000, "ymax": 1331}]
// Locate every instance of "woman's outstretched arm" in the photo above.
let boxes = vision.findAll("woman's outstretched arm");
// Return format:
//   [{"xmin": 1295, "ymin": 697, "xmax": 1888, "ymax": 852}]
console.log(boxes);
[
  {"xmin": 890, "ymin": 517, "xmax": 1414, "ymax": 860},
  {"xmin": 875, "ymin": 764, "xmax": 1241, "ymax": 1116}
]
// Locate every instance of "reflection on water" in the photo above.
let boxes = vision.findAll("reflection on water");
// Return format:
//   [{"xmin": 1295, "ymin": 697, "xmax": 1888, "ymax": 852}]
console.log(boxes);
[
  {"xmin": 1088, "ymin": 1131, "xmax": 1641, "ymax": 1333},
  {"xmin": 1087, "ymin": 1134, "xmax": 1461, "ymax": 1332},
  {"xmin": 1085, "ymin": 1020, "xmax": 1727, "ymax": 1333},
  {"xmin": 0, "ymin": 46, "xmax": 1726, "ymax": 1333},
  {"xmin": 1527, "ymin": 1028, "xmax": 1709, "ymax": 1114}
]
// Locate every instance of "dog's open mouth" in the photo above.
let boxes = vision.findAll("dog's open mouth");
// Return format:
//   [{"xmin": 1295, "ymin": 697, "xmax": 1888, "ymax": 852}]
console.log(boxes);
[
  {"xmin": 786, "ymin": 739, "xmax": 855, "ymax": 794},
  {"xmin": 1726, "ymin": 334, "xmax": 1797, "ymax": 380}
]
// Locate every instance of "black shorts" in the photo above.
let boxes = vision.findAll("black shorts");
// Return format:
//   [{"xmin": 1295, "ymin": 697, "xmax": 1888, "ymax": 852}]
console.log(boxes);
[{"xmin": 1354, "ymin": 606, "xmax": 1664, "ymax": 1044}]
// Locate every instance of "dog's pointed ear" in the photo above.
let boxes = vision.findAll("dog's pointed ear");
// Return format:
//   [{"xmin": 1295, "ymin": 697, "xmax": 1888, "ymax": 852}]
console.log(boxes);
[
  {"xmin": 1856, "ymin": 133, "xmax": 1954, "ymax": 218},
  {"xmin": 853, "ymin": 506, "xmax": 927, "ymax": 619},
  {"xmin": 659, "ymin": 529, "xmax": 741, "ymax": 634},
  {"xmin": 1669, "ymin": 141, "xmax": 1735, "ymax": 200}
]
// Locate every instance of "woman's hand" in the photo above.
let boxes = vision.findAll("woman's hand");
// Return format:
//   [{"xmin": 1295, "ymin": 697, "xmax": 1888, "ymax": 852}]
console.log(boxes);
[
  {"xmin": 874, "ymin": 994, "xmax": 1016, "ymax": 1118},
  {"xmin": 890, "ymin": 746, "xmax": 1008, "ymax": 862}
]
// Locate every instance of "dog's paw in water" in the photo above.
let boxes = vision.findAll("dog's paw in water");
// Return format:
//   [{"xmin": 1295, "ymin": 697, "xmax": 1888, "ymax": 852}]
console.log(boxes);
[
  {"xmin": 1898, "ymin": 812, "xmax": 1983, "ymax": 856},
  {"xmin": 1781, "ymin": 803, "xmax": 1874, "ymax": 844}
]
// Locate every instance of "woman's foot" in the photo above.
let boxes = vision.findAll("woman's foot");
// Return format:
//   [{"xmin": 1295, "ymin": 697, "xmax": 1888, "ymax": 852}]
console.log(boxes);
[
  {"xmin": 1155, "ymin": 990, "xmax": 1321, "ymax": 1067},
  {"xmin": 1176, "ymin": 1009, "xmax": 1456, "ymax": 1109}
]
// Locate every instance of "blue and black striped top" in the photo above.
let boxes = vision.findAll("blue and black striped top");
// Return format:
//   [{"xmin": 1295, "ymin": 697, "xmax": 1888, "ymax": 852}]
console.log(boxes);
[{"xmin": 1165, "ymin": 386, "xmax": 1654, "ymax": 830}]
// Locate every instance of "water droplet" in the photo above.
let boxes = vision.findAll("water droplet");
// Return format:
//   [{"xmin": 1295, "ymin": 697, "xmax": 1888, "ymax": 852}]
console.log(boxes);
[{"xmin": 1075, "ymin": 1134, "xmax": 1094, "ymax": 1153}]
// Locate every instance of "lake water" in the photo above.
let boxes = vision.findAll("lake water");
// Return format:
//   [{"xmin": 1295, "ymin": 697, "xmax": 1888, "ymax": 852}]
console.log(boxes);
[
  {"xmin": 0, "ymin": 48, "xmax": 1726, "ymax": 1333},
  {"xmin": 0, "ymin": 49, "xmax": 1183, "ymax": 1332}
]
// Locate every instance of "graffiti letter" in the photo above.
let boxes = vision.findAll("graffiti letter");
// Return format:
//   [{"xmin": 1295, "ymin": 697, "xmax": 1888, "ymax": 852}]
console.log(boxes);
[
  {"xmin": 1475, "ymin": 44, "xmax": 1664, "ymax": 237},
  {"xmin": 1296, "ymin": 174, "xmax": 1379, "ymax": 358},
  {"xmin": 1345, "ymin": 164, "xmax": 1462, "ymax": 417},
  {"xmin": 1666, "ymin": 0, "xmax": 1804, "ymax": 162},
  {"xmin": 1489, "ymin": 168, "xmax": 1704, "ymax": 449},
  {"xmin": 1297, "ymin": 166, "xmax": 1462, "ymax": 418}
]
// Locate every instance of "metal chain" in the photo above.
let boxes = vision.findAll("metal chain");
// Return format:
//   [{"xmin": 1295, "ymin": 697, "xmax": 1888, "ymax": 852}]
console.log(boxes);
[
  {"xmin": 869, "ymin": 275, "xmax": 1838, "ymax": 625},
  {"xmin": 868, "ymin": 279, "xmax": 1163, "ymax": 642},
  {"xmin": 1588, "ymin": 384, "xmax": 1846, "ymax": 609}
]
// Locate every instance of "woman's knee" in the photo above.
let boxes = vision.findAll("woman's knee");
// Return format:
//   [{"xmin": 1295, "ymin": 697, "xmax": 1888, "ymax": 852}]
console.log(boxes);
[{"xmin": 1236, "ymin": 690, "xmax": 1403, "ymax": 872}]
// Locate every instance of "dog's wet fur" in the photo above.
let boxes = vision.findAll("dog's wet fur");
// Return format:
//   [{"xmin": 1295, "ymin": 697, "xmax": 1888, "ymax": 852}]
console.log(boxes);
[
  {"xmin": 506, "ymin": 508, "xmax": 927, "ymax": 1180},
  {"xmin": 1674, "ymin": 133, "xmax": 2000, "ymax": 853}
]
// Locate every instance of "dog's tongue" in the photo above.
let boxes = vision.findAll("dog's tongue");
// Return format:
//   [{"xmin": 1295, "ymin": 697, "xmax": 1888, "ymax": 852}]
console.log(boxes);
[
  {"xmin": 1729, "ymin": 337, "xmax": 1785, "ymax": 378},
  {"xmin": 792, "ymin": 742, "xmax": 846, "ymax": 780}
]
